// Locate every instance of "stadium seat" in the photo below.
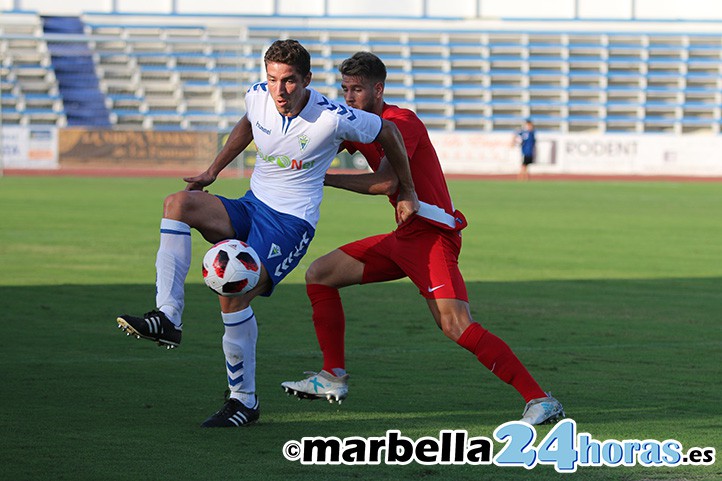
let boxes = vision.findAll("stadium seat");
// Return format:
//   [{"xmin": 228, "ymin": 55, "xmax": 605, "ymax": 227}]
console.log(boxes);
[{"xmin": 3, "ymin": 12, "xmax": 722, "ymax": 133}]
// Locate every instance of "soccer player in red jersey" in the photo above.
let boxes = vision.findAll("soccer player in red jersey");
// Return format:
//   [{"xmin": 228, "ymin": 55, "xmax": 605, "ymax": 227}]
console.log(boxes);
[{"xmin": 282, "ymin": 52, "xmax": 563, "ymax": 425}]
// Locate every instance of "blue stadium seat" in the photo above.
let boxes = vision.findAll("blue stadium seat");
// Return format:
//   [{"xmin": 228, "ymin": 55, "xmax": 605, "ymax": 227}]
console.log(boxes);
[{"xmin": 7, "ymin": 12, "xmax": 722, "ymax": 133}]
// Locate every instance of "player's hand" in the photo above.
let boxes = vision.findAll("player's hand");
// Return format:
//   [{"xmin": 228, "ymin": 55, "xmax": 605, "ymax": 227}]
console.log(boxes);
[
  {"xmin": 395, "ymin": 188, "xmax": 419, "ymax": 225},
  {"xmin": 183, "ymin": 171, "xmax": 217, "ymax": 191}
]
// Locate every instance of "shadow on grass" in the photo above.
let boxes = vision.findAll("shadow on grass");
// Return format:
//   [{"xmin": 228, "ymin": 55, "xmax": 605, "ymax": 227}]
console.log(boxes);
[{"xmin": 1, "ymin": 278, "xmax": 720, "ymax": 481}]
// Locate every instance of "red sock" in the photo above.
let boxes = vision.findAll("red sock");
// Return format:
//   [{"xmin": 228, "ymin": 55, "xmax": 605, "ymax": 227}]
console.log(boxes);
[
  {"xmin": 457, "ymin": 322, "xmax": 546, "ymax": 403},
  {"xmin": 307, "ymin": 284, "xmax": 345, "ymax": 373}
]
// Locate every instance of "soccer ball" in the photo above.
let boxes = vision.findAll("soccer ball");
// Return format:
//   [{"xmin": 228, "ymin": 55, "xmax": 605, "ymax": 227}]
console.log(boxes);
[{"xmin": 202, "ymin": 239, "xmax": 261, "ymax": 297}]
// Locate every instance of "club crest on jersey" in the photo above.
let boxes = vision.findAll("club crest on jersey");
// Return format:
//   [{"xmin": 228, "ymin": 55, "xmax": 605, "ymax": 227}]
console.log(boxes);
[
  {"xmin": 267, "ymin": 243, "xmax": 282, "ymax": 259},
  {"xmin": 299, "ymin": 134, "xmax": 310, "ymax": 151}
]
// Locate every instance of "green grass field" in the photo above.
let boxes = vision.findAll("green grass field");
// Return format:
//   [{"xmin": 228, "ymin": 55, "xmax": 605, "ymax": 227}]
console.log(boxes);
[{"xmin": 1, "ymin": 175, "xmax": 720, "ymax": 480}]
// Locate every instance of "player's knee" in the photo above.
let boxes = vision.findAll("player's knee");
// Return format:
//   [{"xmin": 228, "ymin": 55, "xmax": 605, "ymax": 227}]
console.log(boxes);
[
  {"xmin": 305, "ymin": 258, "xmax": 325, "ymax": 285},
  {"xmin": 163, "ymin": 191, "xmax": 193, "ymax": 220},
  {"xmin": 305, "ymin": 256, "xmax": 337, "ymax": 285}
]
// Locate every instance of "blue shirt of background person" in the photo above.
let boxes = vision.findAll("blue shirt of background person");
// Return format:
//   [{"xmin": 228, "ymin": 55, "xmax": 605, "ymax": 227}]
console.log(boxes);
[
  {"xmin": 517, "ymin": 119, "xmax": 536, "ymax": 160},
  {"xmin": 514, "ymin": 119, "xmax": 535, "ymax": 181}
]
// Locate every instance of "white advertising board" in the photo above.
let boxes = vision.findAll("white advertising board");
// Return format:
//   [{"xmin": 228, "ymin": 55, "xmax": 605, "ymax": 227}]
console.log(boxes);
[
  {"xmin": 1, "ymin": 126, "xmax": 59, "ymax": 169},
  {"xmin": 430, "ymin": 131, "xmax": 722, "ymax": 177}
]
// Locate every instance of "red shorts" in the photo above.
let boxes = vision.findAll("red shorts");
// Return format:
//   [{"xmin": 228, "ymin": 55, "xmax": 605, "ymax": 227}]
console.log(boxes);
[{"xmin": 339, "ymin": 216, "xmax": 468, "ymax": 302}]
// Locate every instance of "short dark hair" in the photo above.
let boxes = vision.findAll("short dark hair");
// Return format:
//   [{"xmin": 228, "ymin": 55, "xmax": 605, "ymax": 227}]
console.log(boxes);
[
  {"xmin": 339, "ymin": 51, "xmax": 387, "ymax": 84},
  {"xmin": 264, "ymin": 39, "xmax": 311, "ymax": 77}
]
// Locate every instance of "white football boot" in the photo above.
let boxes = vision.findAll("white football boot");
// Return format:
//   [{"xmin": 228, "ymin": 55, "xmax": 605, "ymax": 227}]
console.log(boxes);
[
  {"xmin": 520, "ymin": 392, "xmax": 565, "ymax": 425},
  {"xmin": 281, "ymin": 370, "xmax": 349, "ymax": 404}
]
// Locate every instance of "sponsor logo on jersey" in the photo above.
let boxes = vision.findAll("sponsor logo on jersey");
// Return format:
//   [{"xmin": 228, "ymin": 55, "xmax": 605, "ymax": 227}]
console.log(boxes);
[
  {"xmin": 256, "ymin": 121, "xmax": 271, "ymax": 135},
  {"xmin": 257, "ymin": 149, "xmax": 317, "ymax": 171}
]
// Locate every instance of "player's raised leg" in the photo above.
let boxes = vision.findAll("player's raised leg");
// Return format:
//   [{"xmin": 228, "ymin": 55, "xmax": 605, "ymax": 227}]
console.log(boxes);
[
  {"xmin": 281, "ymin": 249, "xmax": 363, "ymax": 402},
  {"xmin": 116, "ymin": 190, "xmax": 234, "ymax": 348}
]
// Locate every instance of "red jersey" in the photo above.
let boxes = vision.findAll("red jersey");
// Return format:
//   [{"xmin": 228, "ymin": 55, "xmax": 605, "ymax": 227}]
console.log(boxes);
[{"xmin": 342, "ymin": 103, "xmax": 465, "ymax": 230}]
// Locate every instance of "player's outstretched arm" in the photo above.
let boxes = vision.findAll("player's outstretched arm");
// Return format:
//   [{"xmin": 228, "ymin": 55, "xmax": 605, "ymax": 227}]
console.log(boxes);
[
  {"xmin": 375, "ymin": 119, "xmax": 419, "ymax": 223},
  {"xmin": 324, "ymin": 157, "xmax": 398, "ymax": 195},
  {"xmin": 184, "ymin": 115, "xmax": 253, "ymax": 191}
]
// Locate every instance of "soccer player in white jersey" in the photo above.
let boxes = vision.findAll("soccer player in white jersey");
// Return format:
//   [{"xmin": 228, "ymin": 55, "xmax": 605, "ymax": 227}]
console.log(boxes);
[{"xmin": 116, "ymin": 40, "xmax": 419, "ymax": 427}]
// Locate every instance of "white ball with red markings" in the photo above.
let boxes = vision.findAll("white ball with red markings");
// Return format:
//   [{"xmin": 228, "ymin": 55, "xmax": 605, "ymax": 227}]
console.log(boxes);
[{"xmin": 202, "ymin": 239, "xmax": 261, "ymax": 297}]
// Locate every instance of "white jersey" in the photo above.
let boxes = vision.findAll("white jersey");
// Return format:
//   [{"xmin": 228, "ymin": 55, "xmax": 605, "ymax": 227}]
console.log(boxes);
[{"xmin": 245, "ymin": 83, "xmax": 382, "ymax": 227}]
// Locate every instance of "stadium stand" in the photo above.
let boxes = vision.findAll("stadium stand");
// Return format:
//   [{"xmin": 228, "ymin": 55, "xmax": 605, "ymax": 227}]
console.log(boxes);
[
  {"xmin": 1, "ymin": 12, "xmax": 721, "ymax": 134},
  {"xmin": 0, "ymin": 13, "xmax": 67, "ymax": 126},
  {"xmin": 42, "ymin": 16, "xmax": 111, "ymax": 127}
]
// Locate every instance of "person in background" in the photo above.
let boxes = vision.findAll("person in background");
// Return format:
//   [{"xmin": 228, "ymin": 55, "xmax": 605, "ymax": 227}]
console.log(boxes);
[{"xmin": 514, "ymin": 119, "xmax": 536, "ymax": 181}]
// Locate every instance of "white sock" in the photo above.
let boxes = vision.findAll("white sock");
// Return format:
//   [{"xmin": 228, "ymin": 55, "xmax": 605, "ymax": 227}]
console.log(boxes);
[
  {"xmin": 222, "ymin": 306, "xmax": 258, "ymax": 408},
  {"xmin": 155, "ymin": 218, "xmax": 191, "ymax": 328}
]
